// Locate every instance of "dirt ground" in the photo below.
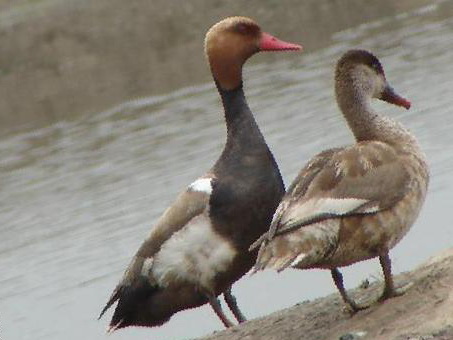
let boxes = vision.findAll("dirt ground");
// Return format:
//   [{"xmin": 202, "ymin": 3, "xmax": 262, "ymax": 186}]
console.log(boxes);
[{"xmin": 199, "ymin": 248, "xmax": 453, "ymax": 340}]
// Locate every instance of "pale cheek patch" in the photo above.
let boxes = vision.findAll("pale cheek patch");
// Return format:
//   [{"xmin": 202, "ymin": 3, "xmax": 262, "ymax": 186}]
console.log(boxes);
[{"xmin": 188, "ymin": 178, "xmax": 213, "ymax": 194}]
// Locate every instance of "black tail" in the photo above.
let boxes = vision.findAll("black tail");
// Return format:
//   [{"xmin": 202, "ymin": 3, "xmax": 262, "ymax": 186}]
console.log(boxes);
[
  {"xmin": 98, "ymin": 285, "xmax": 122, "ymax": 320},
  {"xmin": 98, "ymin": 278, "xmax": 169, "ymax": 330}
]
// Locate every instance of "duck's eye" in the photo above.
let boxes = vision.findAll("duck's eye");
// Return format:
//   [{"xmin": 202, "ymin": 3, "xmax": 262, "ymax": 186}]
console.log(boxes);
[{"xmin": 235, "ymin": 22, "xmax": 255, "ymax": 35}]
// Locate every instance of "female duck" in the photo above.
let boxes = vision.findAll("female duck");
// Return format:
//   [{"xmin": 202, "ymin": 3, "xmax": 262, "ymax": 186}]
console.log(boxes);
[
  {"xmin": 252, "ymin": 50, "xmax": 429, "ymax": 312},
  {"xmin": 99, "ymin": 17, "xmax": 301, "ymax": 330}
]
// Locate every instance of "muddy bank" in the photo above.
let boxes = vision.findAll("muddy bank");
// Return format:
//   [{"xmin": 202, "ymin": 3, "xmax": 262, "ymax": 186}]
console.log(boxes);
[
  {"xmin": 0, "ymin": 0, "xmax": 430, "ymax": 133},
  {"xmin": 199, "ymin": 248, "xmax": 453, "ymax": 340}
]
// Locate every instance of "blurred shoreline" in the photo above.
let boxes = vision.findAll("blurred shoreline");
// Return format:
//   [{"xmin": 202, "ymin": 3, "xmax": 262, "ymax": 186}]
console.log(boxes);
[{"xmin": 0, "ymin": 0, "xmax": 430, "ymax": 134}]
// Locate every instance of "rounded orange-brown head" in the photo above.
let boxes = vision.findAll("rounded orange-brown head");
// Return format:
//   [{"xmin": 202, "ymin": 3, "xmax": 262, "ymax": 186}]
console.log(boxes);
[{"xmin": 205, "ymin": 17, "xmax": 302, "ymax": 90}]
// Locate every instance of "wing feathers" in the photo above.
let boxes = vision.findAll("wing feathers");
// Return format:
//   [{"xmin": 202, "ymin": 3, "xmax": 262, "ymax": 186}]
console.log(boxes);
[
  {"xmin": 100, "ymin": 178, "xmax": 212, "ymax": 318},
  {"xmin": 99, "ymin": 286, "xmax": 122, "ymax": 319},
  {"xmin": 259, "ymin": 142, "xmax": 410, "ymax": 243}
]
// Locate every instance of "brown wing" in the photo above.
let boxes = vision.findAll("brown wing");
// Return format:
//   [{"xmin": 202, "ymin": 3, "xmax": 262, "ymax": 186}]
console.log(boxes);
[
  {"xmin": 99, "ymin": 184, "xmax": 210, "ymax": 319},
  {"xmin": 250, "ymin": 148, "xmax": 342, "ymax": 250},
  {"xmin": 253, "ymin": 141, "xmax": 410, "ymax": 248},
  {"xmin": 273, "ymin": 148, "xmax": 342, "ymax": 234},
  {"xmin": 306, "ymin": 143, "xmax": 408, "ymax": 203}
]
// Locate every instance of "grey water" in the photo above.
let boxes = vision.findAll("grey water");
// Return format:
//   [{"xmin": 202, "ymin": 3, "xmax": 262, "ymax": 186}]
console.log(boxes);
[{"xmin": 2, "ymin": 1, "xmax": 453, "ymax": 340}]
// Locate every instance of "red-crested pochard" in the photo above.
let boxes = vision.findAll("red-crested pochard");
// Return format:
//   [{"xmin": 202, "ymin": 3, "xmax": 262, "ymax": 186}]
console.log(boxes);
[
  {"xmin": 251, "ymin": 50, "xmax": 429, "ymax": 312},
  {"xmin": 99, "ymin": 17, "xmax": 301, "ymax": 330}
]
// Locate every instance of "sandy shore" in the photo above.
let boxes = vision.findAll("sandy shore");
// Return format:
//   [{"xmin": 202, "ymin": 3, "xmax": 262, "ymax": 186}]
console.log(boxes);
[{"xmin": 199, "ymin": 248, "xmax": 453, "ymax": 340}]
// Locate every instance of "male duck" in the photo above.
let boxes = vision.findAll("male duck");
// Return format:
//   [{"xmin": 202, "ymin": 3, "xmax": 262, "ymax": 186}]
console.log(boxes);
[{"xmin": 99, "ymin": 17, "xmax": 301, "ymax": 330}]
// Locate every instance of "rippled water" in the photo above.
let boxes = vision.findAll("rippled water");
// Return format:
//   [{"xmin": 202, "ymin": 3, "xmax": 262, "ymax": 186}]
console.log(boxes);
[{"xmin": 2, "ymin": 2, "xmax": 453, "ymax": 340}]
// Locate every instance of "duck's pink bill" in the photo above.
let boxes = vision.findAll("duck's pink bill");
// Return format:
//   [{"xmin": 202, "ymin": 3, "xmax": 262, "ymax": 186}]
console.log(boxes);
[
  {"xmin": 259, "ymin": 32, "xmax": 302, "ymax": 51},
  {"xmin": 381, "ymin": 86, "xmax": 411, "ymax": 110}
]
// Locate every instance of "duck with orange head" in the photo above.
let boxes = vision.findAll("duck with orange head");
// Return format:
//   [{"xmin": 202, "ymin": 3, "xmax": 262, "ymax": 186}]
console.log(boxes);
[{"xmin": 99, "ymin": 16, "xmax": 301, "ymax": 331}]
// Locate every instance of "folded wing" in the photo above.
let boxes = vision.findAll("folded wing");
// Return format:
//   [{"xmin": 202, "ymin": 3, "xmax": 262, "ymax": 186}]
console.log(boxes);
[
  {"xmin": 99, "ymin": 179, "xmax": 211, "ymax": 321},
  {"xmin": 253, "ymin": 141, "xmax": 410, "ymax": 249}
]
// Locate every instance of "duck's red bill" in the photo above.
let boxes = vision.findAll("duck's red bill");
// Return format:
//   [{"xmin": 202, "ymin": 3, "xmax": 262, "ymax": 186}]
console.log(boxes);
[
  {"xmin": 259, "ymin": 32, "xmax": 302, "ymax": 51},
  {"xmin": 381, "ymin": 85, "xmax": 411, "ymax": 109}
]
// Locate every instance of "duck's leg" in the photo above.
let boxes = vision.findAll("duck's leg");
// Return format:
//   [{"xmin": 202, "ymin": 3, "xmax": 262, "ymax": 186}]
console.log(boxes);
[
  {"xmin": 224, "ymin": 287, "xmax": 247, "ymax": 323},
  {"xmin": 331, "ymin": 268, "xmax": 368, "ymax": 313},
  {"xmin": 378, "ymin": 253, "xmax": 411, "ymax": 301},
  {"xmin": 208, "ymin": 295, "xmax": 235, "ymax": 328}
]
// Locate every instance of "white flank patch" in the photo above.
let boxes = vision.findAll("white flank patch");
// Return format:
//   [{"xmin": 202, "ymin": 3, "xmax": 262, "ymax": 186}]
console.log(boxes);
[
  {"xmin": 188, "ymin": 178, "xmax": 213, "ymax": 194},
  {"xmin": 141, "ymin": 257, "xmax": 154, "ymax": 277},
  {"xmin": 290, "ymin": 253, "xmax": 306, "ymax": 267},
  {"xmin": 152, "ymin": 214, "xmax": 236, "ymax": 290},
  {"xmin": 287, "ymin": 197, "xmax": 369, "ymax": 224}
]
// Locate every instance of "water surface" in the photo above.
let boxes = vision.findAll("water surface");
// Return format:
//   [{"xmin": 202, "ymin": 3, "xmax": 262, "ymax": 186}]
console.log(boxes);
[{"xmin": 2, "ymin": 2, "xmax": 453, "ymax": 339}]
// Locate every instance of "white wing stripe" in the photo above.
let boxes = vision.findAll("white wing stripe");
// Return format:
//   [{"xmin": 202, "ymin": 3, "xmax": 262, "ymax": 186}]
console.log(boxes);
[{"xmin": 285, "ymin": 197, "xmax": 369, "ymax": 223}]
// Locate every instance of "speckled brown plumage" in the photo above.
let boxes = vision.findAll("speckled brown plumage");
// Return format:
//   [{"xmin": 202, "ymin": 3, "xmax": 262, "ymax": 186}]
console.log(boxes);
[{"xmin": 252, "ymin": 50, "xmax": 429, "ymax": 312}]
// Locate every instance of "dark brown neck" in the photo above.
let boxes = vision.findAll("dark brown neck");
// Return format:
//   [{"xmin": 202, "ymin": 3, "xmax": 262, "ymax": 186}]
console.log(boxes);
[
  {"xmin": 212, "ymin": 83, "xmax": 272, "ymax": 174},
  {"xmin": 218, "ymin": 83, "xmax": 265, "ymax": 146}
]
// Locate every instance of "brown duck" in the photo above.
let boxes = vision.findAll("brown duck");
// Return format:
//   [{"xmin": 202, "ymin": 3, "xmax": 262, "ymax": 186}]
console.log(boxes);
[
  {"xmin": 251, "ymin": 49, "xmax": 429, "ymax": 312},
  {"xmin": 98, "ymin": 17, "xmax": 301, "ymax": 331}
]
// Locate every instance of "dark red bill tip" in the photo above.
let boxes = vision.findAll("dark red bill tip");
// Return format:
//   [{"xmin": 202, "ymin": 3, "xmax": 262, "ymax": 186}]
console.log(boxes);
[
  {"xmin": 381, "ymin": 85, "xmax": 411, "ymax": 110},
  {"xmin": 259, "ymin": 32, "xmax": 302, "ymax": 52}
]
